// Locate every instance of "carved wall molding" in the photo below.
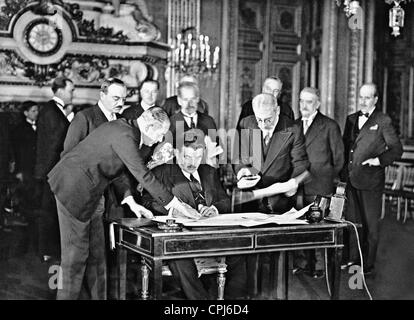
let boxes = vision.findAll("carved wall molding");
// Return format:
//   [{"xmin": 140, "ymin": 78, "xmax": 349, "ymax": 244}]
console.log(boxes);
[
  {"xmin": 320, "ymin": 0, "xmax": 338, "ymax": 118},
  {"xmin": 347, "ymin": 29, "xmax": 361, "ymax": 114},
  {"xmin": 166, "ymin": 0, "xmax": 200, "ymax": 96},
  {"xmin": 0, "ymin": 0, "xmax": 169, "ymax": 104}
]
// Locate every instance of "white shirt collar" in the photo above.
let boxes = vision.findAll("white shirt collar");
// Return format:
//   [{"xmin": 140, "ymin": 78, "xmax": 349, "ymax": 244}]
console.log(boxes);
[
  {"xmin": 26, "ymin": 118, "xmax": 36, "ymax": 125},
  {"xmin": 52, "ymin": 96, "xmax": 65, "ymax": 107},
  {"xmin": 141, "ymin": 101, "xmax": 154, "ymax": 111},
  {"xmin": 360, "ymin": 107, "xmax": 376, "ymax": 117},
  {"xmin": 53, "ymin": 96, "xmax": 66, "ymax": 116},
  {"xmin": 181, "ymin": 111, "xmax": 198, "ymax": 127},
  {"xmin": 98, "ymin": 101, "xmax": 116, "ymax": 121},
  {"xmin": 53, "ymin": 96, "xmax": 74, "ymax": 122},
  {"xmin": 302, "ymin": 110, "xmax": 318, "ymax": 123},
  {"xmin": 67, "ymin": 112, "xmax": 74, "ymax": 123},
  {"xmin": 181, "ymin": 168, "xmax": 201, "ymax": 185}
]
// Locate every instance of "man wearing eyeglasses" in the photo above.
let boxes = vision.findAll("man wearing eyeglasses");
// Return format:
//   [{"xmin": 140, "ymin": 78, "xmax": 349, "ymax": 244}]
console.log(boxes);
[
  {"xmin": 235, "ymin": 93, "xmax": 309, "ymax": 298},
  {"xmin": 236, "ymin": 93, "xmax": 309, "ymax": 214},
  {"xmin": 236, "ymin": 77, "xmax": 294, "ymax": 130},
  {"xmin": 142, "ymin": 129, "xmax": 247, "ymax": 299},
  {"xmin": 61, "ymin": 78, "xmax": 153, "ymax": 299}
]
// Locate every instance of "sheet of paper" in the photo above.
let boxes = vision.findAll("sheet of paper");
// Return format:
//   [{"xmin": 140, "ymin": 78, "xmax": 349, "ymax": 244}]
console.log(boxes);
[{"xmin": 153, "ymin": 206, "xmax": 310, "ymax": 227}]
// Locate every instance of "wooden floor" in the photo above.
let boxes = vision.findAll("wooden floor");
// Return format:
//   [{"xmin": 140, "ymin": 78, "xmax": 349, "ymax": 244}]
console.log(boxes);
[{"xmin": 1, "ymin": 207, "xmax": 413, "ymax": 300}]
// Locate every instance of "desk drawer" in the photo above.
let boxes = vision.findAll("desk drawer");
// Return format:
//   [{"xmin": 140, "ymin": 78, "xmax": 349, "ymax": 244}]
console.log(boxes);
[
  {"xmin": 164, "ymin": 235, "xmax": 254, "ymax": 255},
  {"xmin": 256, "ymin": 230, "xmax": 334, "ymax": 248},
  {"xmin": 121, "ymin": 230, "xmax": 152, "ymax": 254}
]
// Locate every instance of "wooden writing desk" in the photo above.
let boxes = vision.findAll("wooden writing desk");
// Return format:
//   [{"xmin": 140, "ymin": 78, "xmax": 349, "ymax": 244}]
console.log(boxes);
[{"xmin": 113, "ymin": 219, "xmax": 347, "ymax": 300}]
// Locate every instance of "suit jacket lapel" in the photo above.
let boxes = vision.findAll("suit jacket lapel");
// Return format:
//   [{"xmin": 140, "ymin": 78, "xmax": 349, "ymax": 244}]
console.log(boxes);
[
  {"xmin": 356, "ymin": 109, "xmax": 380, "ymax": 144},
  {"xmin": 170, "ymin": 165, "xmax": 197, "ymax": 209},
  {"xmin": 198, "ymin": 165, "xmax": 213, "ymax": 206},
  {"xmin": 262, "ymin": 118, "xmax": 292, "ymax": 173},
  {"xmin": 93, "ymin": 104, "xmax": 108, "ymax": 125},
  {"xmin": 305, "ymin": 112, "xmax": 325, "ymax": 147},
  {"xmin": 52, "ymin": 101, "xmax": 69, "ymax": 124},
  {"xmin": 177, "ymin": 112, "xmax": 191, "ymax": 131}
]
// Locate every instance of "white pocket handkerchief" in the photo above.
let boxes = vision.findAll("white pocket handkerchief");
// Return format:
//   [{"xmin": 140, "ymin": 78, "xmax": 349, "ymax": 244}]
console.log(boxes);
[{"xmin": 369, "ymin": 124, "xmax": 378, "ymax": 130}]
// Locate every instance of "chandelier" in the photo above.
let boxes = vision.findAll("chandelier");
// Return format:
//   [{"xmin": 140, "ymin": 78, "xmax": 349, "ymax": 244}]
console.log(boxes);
[
  {"xmin": 168, "ymin": 27, "xmax": 220, "ymax": 77},
  {"xmin": 335, "ymin": 0, "xmax": 360, "ymax": 17},
  {"xmin": 336, "ymin": 0, "xmax": 414, "ymax": 37},
  {"xmin": 385, "ymin": 0, "xmax": 414, "ymax": 37}
]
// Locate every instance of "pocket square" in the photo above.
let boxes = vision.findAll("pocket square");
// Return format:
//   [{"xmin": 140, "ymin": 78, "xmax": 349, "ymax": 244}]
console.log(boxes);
[{"xmin": 369, "ymin": 124, "xmax": 378, "ymax": 130}]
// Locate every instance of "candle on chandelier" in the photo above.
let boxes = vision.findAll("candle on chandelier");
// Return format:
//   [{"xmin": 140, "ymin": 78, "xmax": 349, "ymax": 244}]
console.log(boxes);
[
  {"xmin": 206, "ymin": 45, "xmax": 211, "ymax": 68},
  {"xmin": 177, "ymin": 33, "xmax": 182, "ymax": 48},
  {"xmin": 213, "ymin": 46, "xmax": 220, "ymax": 67},
  {"xmin": 174, "ymin": 48, "xmax": 180, "ymax": 64},
  {"xmin": 185, "ymin": 48, "xmax": 190, "ymax": 65},
  {"xmin": 200, "ymin": 43, "xmax": 205, "ymax": 61},
  {"xmin": 191, "ymin": 43, "xmax": 197, "ymax": 60},
  {"xmin": 180, "ymin": 43, "xmax": 185, "ymax": 61}
]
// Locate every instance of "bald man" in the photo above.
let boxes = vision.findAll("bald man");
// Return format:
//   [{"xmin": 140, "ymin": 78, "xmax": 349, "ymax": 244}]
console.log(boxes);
[
  {"xmin": 163, "ymin": 74, "xmax": 209, "ymax": 116},
  {"xmin": 236, "ymin": 77, "xmax": 294, "ymax": 129},
  {"xmin": 341, "ymin": 83, "xmax": 402, "ymax": 275}
]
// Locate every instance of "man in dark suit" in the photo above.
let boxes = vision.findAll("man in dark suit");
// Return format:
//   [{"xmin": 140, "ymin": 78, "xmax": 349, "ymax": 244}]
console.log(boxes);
[
  {"xmin": 0, "ymin": 113, "xmax": 13, "ymax": 212},
  {"xmin": 293, "ymin": 87, "xmax": 344, "ymax": 278},
  {"xmin": 162, "ymin": 74, "xmax": 209, "ymax": 117},
  {"xmin": 169, "ymin": 81, "xmax": 217, "ymax": 141},
  {"xmin": 48, "ymin": 107, "xmax": 197, "ymax": 300},
  {"xmin": 236, "ymin": 77, "xmax": 294, "ymax": 129},
  {"xmin": 142, "ymin": 129, "xmax": 246, "ymax": 299},
  {"xmin": 12, "ymin": 101, "xmax": 39, "ymax": 185},
  {"xmin": 62, "ymin": 77, "xmax": 154, "ymax": 299},
  {"xmin": 122, "ymin": 79, "xmax": 160, "ymax": 120},
  {"xmin": 236, "ymin": 93, "xmax": 309, "ymax": 213},
  {"xmin": 235, "ymin": 93, "xmax": 309, "ymax": 297},
  {"xmin": 342, "ymin": 83, "xmax": 403, "ymax": 275},
  {"xmin": 34, "ymin": 76, "xmax": 75, "ymax": 262},
  {"xmin": 11, "ymin": 101, "xmax": 39, "ymax": 251},
  {"xmin": 62, "ymin": 78, "xmax": 141, "ymax": 218}
]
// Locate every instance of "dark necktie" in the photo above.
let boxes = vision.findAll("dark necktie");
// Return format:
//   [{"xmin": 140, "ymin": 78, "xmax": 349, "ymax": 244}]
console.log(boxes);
[
  {"xmin": 358, "ymin": 111, "xmax": 369, "ymax": 118},
  {"xmin": 189, "ymin": 116, "xmax": 195, "ymax": 129},
  {"xmin": 189, "ymin": 174, "xmax": 206, "ymax": 207}
]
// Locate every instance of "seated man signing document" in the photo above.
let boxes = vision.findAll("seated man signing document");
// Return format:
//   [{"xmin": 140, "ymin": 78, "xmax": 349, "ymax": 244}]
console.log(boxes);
[{"xmin": 142, "ymin": 129, "xmax": 248, "ymax": 299}]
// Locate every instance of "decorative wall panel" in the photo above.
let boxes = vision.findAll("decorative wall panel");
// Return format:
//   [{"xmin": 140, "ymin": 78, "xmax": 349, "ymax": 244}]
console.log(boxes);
[{"xmin": 0, "ymin": 0, "xmax": 169, "ymax": 106}]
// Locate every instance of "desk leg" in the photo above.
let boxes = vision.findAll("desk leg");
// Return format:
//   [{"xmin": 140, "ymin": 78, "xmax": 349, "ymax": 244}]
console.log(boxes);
[
  {"xmin": 328, "ymin": 247, "xmax": 342, "ymax": 300},
  {"xmin": 246, "ymin": 254, "xmax": 259, "ymax": 298},
  {"xmin": 150, "ymin": 260, "xmax": 163, "ymax": 300},
  {"xmin": 117, "ymin": 246, "xmax": 127, "ymax": 300},
  {"xmin": 268, "ymin": 252, "xmax": 288, "ymax": 300},
  {"xmin": 141, "ymin": 258, "xmax": 150, "ymax": 300},
  {"xmin": 284, "ymin": 251, "xmax": 289, "ymax": 300}
]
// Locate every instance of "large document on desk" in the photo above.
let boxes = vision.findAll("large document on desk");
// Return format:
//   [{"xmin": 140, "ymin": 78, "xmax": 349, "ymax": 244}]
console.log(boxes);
[{"xmin": 153, "ymin": 204, "xmax": 311, "ymax": 227}]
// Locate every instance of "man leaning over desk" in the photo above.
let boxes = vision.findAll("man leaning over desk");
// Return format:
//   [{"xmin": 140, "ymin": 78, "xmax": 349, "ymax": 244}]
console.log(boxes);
[{"xmin": 142, "ymin": 129, "xmax": 248, "ymax": 299}]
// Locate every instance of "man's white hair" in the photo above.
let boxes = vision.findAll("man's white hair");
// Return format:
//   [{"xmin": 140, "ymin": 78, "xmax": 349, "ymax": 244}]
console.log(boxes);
[{"xmin": 252, "ymin": 93, "xmax": 278, "ymax": 113}]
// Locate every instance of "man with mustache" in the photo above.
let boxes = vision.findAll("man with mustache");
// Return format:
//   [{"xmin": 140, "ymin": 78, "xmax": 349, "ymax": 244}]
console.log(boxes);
[
  {"xmin": 48, "ymin": 107, "xmax": 194, "ymax": 300},
  {"xmin": 293, "ymin": 87, "xmax": 344, "ymax": 278},
  {"xmin": 341, "ymin": 83, "xmax": 402, "ymax": 276},
  {"xmin": 168, "ymin": 81, "xmax": 217, "ymax": 138},
  {"xmin": 142, "ymin": 129, "xmax": 247, "ymax": 299}
]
